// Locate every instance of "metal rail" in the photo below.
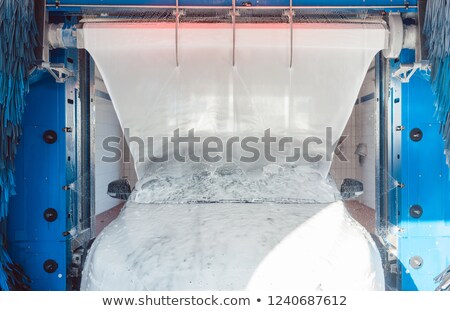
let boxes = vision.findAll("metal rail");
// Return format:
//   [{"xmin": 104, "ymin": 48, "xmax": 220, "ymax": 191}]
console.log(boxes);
[
  {"xmin": 232, "ymin": 0, "xmax": 236, "ymax": 66},
  {"xmin": 175, "ymin": 0, "xmax": 180, "ymax": 66},
  {"xmin": 46, "ymin": 4, "xmax": 417, "ymax": 10},
  {"xmin": 49, "ymin": 2, "xmax": 408, "ymax": 66},
  {"xmin": 289, "ymin": 0, "xmax": 293, "ymax": 68}
]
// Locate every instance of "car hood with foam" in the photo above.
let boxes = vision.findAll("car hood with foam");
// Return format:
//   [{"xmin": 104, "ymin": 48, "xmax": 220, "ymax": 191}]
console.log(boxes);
[{"xmin": 81, "ymin": 201, "xmax": 384, "ymax": 291}]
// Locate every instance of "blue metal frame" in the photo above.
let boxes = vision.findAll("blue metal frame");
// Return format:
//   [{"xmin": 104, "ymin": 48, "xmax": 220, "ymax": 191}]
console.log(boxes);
[
  {"xmin": 7, "ymin": 52, "xmax": 69, "ymax": 290},
  {"xmin": 46, "ymin": 0, "xmax": 417, "ymax": 12},
  {"xmin": 390, "ymin": 50, "xmax": 450, "ymax": 290},
  {"xmin": 46, "ymin": 0, "xmax": 415, "ymax": 5}
]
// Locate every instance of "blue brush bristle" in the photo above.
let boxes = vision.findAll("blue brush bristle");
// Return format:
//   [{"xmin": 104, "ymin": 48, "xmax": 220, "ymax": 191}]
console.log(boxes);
[
  {"xmin": 424, "ymin": 0, "xmax": 450, "ymax": 165},
  {"xmin": 0, "ymin": 0, "xmax": 38, "ymax": 290},
  {"xmin": 0, "ymin": 243, "xmax": 13, "ymax": 291}
]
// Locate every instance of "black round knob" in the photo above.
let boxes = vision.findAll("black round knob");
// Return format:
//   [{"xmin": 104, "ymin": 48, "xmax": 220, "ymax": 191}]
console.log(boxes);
[
  {"xmin": 409, "ymin": 128, "xmax": 423, "ymax": 142},
  {"xmin": 43, "ymin": 130, "xmax": 57, "ymax": 144},
  {"xmin": 410, "ymin": 204, "xmax": 423, "ymax": 219},
  {"xmin": 43, "ymin": 208, "xmax": 58, "ymax": 222},
  {"xmin": 43, "ymin": 259, "xmax": 58, "ymax": 273}
]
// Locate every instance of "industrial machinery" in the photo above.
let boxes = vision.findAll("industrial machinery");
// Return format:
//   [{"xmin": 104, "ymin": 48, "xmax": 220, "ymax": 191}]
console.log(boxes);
[{"xmin": 1, "ymin": 0, "xmax": 449, "ymax": 291}]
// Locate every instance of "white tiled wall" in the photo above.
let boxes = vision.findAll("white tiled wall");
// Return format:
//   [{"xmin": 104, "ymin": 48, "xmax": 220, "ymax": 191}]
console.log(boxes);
[
  {"xmin": 94, "ymin": 67, "xmax": 138, "ymax": 215},
  {"xmin": 330, "ymin": 61, "xmax": 377, "ymax": 209},
  {"xmin": 94, "ymin": 70, "xmax": 124, "ymax": 215},
  {"xmin": 331, "ymin": 109, "xmax": 358, "ymax": 188}
]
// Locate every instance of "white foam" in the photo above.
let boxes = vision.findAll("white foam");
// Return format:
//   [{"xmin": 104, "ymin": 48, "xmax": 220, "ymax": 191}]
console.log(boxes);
[
  {"xmin": 81, "ymin": 23, "xmax": 388, "ymax": 291},
  {"xmin": 81, "ymin": 200, "xmax": 384, "ymax": 290},
  {"xmin": 132, "ymin": 160, "xmax": 339, "ymax": 204},
  {"xmin": 83, "ymin": 23, "xmax": 388, "ymax": 177}
]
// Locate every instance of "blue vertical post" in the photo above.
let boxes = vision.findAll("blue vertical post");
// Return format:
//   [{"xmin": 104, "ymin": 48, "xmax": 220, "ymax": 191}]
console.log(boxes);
[
  {"xmin": 7, "ymin": 52, "xmax": 69, "ymax": 291},
  {"xmin": 395, "ymin": 50, "xmax": 450, "ymax": 290}
]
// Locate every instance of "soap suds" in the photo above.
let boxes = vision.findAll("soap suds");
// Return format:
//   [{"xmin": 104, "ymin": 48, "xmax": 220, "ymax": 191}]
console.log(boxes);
[{"xmin": 81, "ymin": 163, "xmax": 384, "ymax": 291}]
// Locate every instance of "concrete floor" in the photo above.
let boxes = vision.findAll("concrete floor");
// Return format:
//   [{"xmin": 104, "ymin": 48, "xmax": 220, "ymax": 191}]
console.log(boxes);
[
  {"xmin": 95, "ymin": 202, "xmax": 125, "ymax": 236},
  {"xmin": 344, "ymin": 200, "xmax": 376, "ymax": 234}
]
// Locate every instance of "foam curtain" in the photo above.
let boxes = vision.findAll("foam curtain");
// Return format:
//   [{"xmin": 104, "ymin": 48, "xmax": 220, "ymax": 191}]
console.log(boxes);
[
  {"xmin": 84, "ymin": 23, "xmax": 387, "ymax": 178},
  {"xmin": 424, "ymin": 0, "xmax": 450, "ymax": 165},
  {"xmin": 0, "ymin": 0, "xmax": 38, "ymax": 290}
]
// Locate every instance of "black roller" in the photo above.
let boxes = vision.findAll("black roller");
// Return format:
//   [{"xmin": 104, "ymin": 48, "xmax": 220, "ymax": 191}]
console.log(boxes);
[
  {"xmin": 43, "ymin": 208, "xmax": 58, "ymax": 222},
  {"xmin": 43, "ymin": 259, "xmax": 58, "ymax": 274},
  {"xmin": 410, "ymin": 204, "xmax": 423, "ymax": 219},
  {"xmin": 43, "ymin": 130, "xmax": 57, "ymax": 144},
  {"xmin": 410, "ymin": 128, "xmax": 423, "ymax": 142}
]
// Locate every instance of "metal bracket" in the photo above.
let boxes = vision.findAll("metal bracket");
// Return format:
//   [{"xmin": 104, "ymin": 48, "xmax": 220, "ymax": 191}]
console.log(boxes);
[
  {"xmin": 392, "ymin": 62, "xmax": 430, "ymax": 83},
  {"xmin": 283, "ymin": 1, "xmax": 295, "ymax": 68},
  {"xmin": 41, "ymin": 62, "xmax": 74, "ymax": 83},
  {"xmin": 171, "ymin": 8, "xmax": 186, "ymax": 16},
  {"xmin": 173, "ymin": 0, "xmax": 186, "ymax": 67},
  {"xmin": 435, "ymin": 264, "xmax": 450, "ymax": 291},
  {"xmin": 396, "ymin": 181, "xmax": 405, "ymax": 188},
  {"xmin": 231, "ymin": 0, "xmax": 238, "ymax": 67}
]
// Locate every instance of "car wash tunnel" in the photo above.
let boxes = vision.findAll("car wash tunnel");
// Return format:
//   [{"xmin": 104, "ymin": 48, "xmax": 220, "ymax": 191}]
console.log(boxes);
[{"xmin": 0, "ymin": 0, "xmax": 449, "ymax": 292}]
